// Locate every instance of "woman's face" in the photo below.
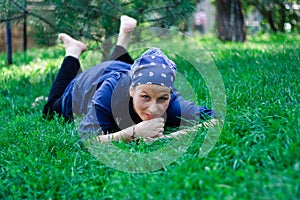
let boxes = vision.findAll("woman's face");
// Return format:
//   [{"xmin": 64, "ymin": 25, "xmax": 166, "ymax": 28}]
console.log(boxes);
[{"xmin": 130, "ymin": 84, "xmax": 171, "ymax": 121}]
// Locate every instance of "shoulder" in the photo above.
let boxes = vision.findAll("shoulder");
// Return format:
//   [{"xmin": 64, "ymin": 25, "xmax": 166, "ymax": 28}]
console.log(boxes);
[
  {"xmin": 102, "ymin": 61, "xmax": 131, "ymax": 75},
  {"xmin": 93, "ymin": 69, "xmax": 131, "ymax": 106}
]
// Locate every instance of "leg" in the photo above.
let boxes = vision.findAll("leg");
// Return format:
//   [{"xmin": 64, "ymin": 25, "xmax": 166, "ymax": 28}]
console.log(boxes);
[
  {"xmin": 43, "ymin": 34, "xmax": 86, "ymax": 119},
  {"xmin": 109, "ymin": 15, "xmax": 137, "ymax": 64},
  {"xmin": 109, "ymin": 45, "xmax": 134, "ymax": 64}
]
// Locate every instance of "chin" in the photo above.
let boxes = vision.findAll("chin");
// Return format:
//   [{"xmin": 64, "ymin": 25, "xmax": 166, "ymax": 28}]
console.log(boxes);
[{"xmin": 141, "ymin": 116, "xmax": 150, "ymax": 121}]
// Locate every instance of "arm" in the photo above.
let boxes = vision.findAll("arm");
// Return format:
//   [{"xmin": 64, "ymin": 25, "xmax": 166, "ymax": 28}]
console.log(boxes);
[
  {"xmin": 164, "ymin": 90, "xmax": 215, "ymax": 129},
  {"xmin": 95, "ymin": 118, "xmax": 165, "ymax": 144},
  {"xmin": 143, "ymin": 118, "xmax": 221, "ymax": 143},
  {"xmin": 95, "ymin": 125, "xmax": 135, "ymax": 143},
  {"xmin": 173, "ymin": 90, "xmax": 215, "ymax": 122},
  {"xmin": 162, "ymin": 118, "xmax": 220, "ymax": 139}
]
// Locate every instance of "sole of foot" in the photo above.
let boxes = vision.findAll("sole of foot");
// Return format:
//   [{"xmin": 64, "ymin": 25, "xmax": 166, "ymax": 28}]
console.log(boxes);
[
  {"xmin": 120, "ymin": 15, "xmax": 137, "ymax": 33},
  {"xmin": 58, "ymin": 33, "xmax": 87, "ymax": 55}
]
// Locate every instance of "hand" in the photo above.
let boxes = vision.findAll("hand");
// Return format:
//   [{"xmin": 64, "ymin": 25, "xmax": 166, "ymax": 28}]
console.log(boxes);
[
  {"xmin": 134, "ymin": 118, "xmax": 164, "ymax": 138},
  {"xmin": 143, "ymin": 130, "xmax": 186, "ymax": 144},
  {"xmin": 156, "ymin": 130, "xmax": 187, "ymax": 140},
  {"xmin": 203, "ymin": 118, "xmax": 222, "ymax": 128}
]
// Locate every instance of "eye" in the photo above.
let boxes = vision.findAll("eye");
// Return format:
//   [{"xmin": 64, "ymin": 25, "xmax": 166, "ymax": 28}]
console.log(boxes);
[
  {"xmin": 141, "ymin": 95, "xmax": 151, "ymax": 101},
  {"xmin": 157, "ymin": 97, "xmax": 169, "ymax": 103}
]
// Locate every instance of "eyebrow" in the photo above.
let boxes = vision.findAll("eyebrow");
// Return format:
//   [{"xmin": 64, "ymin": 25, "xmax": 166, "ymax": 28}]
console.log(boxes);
[
  {"xmin": 139, "ymin": 91, "xmax": 149, "ymax": 95},
  {"xmin": 140, "ymin": 91, "xmax": 170, "ymax": 97},
  {"xmin": 160, "ymin": 94, "xmax": 170, "ymax": 97}
]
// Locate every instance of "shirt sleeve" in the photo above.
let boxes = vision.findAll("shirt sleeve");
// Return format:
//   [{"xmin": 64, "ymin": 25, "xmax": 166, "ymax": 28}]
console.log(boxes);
[
  {"xmin": 101, "ymin": 61, "xmax": 131, "ymax": 77},
  {"xmin": 92, "ymin": 62, "xmax": 131, "ymax": 133},
  {"xmin": 92, "ymin": 75, "xmax": 119, "ymax": 134},
  {"xmin": 168, "ymin": 90, "xmax": 215, "ymax": 125}
]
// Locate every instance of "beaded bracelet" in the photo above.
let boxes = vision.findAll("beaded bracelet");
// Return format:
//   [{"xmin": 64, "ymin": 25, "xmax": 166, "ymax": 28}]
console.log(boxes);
[{"xmin": 132, "ymin": 125, "xmax": 136, "ymax": 139}]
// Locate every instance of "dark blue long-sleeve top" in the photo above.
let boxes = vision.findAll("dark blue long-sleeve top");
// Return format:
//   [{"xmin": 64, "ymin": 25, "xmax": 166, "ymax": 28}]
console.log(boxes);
[{"xmin": 62, "ymin": 60, "xmax": 215, "ymax": 134}]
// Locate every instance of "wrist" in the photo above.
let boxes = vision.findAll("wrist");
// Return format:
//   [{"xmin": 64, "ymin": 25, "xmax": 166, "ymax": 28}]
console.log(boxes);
[{"xmin": 122, "ymin": 125, "xmax": 136, "ymax": 141}]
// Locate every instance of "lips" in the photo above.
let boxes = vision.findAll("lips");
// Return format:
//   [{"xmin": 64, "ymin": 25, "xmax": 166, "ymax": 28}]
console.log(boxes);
[{"xmin": 146, "ymin": 114, "xmax": 158, "ymax": 119}]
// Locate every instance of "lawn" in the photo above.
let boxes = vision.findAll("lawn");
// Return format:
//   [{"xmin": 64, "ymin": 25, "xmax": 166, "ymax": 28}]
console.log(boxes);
[{"xmin": 0, "ymin": 33, "xmax": 299, "ymax": 199}]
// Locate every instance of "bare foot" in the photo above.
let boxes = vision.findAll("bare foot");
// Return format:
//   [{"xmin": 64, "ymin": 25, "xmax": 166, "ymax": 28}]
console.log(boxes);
[
  {"xmin": 119, "ymin": 15, "xmax": 137, "ymax": 33},
  {"xmin": 59, "ymin": 33, "xmax": 87, "ymax": 59},
  {"xmin": 117, "ymin": 15, "xmax": 137, "ymax": 49}
]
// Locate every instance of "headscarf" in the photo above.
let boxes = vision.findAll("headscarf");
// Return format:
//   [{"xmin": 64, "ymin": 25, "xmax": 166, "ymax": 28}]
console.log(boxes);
[{"xmin": 130, "ymin": 48, "xmax": 177, "ymax": 89}]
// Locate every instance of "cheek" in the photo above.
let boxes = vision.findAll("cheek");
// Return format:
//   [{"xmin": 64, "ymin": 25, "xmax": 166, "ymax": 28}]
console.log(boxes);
[
  {"xmin": 156, "ymin": 100, "xmax": 170, "ymax": 113},
  {"xmin": 161, "ymin": 101, "xmax": 170, "ymax": 111},
  {"xmin": 133, "ymin": 97, "xmax": 146, "ymax": 111}
]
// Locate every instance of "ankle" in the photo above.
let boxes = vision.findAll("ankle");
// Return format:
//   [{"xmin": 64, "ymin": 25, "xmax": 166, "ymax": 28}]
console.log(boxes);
[{"xmin": 116, "ymin": 33, "xmax": 131, "ymax": 50}]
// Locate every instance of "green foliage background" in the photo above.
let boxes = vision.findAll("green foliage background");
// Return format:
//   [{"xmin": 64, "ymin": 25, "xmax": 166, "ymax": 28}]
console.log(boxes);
[
  {"xmin": 0, "ymin": 0, "xmax": 197, "ymax": 45},
  {"xmin": 243, "ymin": 0, "xmax": 300, "ymax": 32}
]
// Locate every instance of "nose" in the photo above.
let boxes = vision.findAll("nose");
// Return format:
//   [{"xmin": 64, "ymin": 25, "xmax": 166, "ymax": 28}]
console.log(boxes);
[{"xmin": 148, "ymin": 102, "xmax": 159, "ymax": 114}]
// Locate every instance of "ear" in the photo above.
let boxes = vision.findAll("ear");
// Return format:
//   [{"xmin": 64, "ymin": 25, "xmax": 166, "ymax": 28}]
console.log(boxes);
[{"xmin": 129, "ymin": 86, "xmax": 135, "ymax": 97}]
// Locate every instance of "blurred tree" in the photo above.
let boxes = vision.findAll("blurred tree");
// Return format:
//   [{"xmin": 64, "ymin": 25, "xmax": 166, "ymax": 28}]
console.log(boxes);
[
  {"xmin": 245, "ymin": 0, "xmax": 299, "ymax": 33},
  {"xmin": 0, "ymin": 0, "xmax": 198, "ymax": 59},
  {"xmin": 215, "ymin": 0, "xmax": 246, "ymax": 42}
]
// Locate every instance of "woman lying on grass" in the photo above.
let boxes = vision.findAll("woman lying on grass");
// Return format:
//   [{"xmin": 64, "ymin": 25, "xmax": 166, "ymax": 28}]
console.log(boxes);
[{"xmin": 43, "ymin": 15, "xmax": 215, "ymax": 143}]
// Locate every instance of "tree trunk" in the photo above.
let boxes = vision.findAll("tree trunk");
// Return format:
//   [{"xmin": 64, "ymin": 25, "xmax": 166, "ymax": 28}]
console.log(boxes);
[
  {"xmin": 278, "ymin": 2, "xmax": 286, "ymax": 32},
  {"xmin": 216, "ymin": 0, "xmax": 246, "ymax": 42},
  {"xmin": 258, "ymin": 6, "xmax": 278, "ymax": 32},
  {"xmin": 6, "ymin": 21, "xmax": 13, "ymax": 65}
]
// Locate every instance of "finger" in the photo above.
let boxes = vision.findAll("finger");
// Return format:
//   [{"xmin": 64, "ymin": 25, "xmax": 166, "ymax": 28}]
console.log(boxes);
[
  {"xmin": 159, "ymin": 117, "xmax": 165, "ymax": 123},
  {"xmin": 154, "ymin": 124, "xmax": 164, "ymax": 131},
  {"xmin": 151, "ymin": 133, "xmax": 162, "ymax": 138},
  {"xmin": 157, "ymin": 132, "xmax": 163, "ymax": 137},
  {"xmin": 153, "ymin": 117, "xmax": 164, "ymax": 123}
]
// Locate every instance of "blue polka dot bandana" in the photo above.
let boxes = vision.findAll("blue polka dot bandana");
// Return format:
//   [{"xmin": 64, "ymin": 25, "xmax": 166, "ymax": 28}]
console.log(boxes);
[{"xmin": 131, "ymin": 48, "xmax": 177, "ymax": 89}]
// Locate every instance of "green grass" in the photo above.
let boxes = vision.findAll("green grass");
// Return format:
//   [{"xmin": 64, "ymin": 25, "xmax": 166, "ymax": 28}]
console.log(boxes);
[{"xmin": 0, "ymin": 33, "xmax": 299, "ymax": 199}]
